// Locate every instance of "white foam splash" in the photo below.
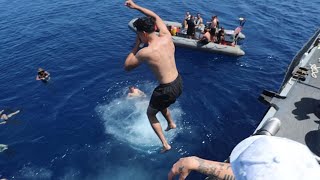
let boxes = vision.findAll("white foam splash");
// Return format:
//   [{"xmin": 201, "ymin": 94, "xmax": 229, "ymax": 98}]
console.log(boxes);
[{"xmin": 96, "ymin": 86, "xmax": 183, "ymax": 152}]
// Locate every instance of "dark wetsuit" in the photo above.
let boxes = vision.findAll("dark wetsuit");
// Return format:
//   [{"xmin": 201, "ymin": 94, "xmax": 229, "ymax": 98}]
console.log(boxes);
[{"xmin": 149, "ymin": 74, "xmax": 183, "ymax": 111}]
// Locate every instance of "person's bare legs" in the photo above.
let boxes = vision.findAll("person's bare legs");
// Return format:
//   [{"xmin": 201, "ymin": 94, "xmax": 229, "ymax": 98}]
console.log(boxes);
[
  {"xmin": 7, "ymin": 110, "xmax": 20, "ymax": 118},
  {"xmin": 147, "ymin": 106, "xmax": 171, "ymax": 153},
  {"xmin": 161, "ymin": 108, "xmax": 176, "ymax": 131}
]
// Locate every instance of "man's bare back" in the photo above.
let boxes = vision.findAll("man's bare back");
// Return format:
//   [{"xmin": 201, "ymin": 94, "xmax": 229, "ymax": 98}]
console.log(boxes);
[{"xmin": 139, "ymin": 35, "xmax": 178, "ymax": 84}]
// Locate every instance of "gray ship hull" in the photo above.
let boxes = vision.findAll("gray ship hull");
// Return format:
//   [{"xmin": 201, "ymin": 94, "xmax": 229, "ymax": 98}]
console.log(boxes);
[{"xmin": 258, "ymin": 28, "xmax": 320, "ymax": 160}]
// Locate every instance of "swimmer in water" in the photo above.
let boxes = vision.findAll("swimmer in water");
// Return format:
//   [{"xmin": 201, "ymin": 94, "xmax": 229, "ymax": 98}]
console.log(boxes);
[
  {"xmin": 127, "ymin": 86, "xmax": 146, "ymax": 98},
  {"xmin": 0, "ymin": 109, "xmax": 20, "ymax": 125},
  {"xmin": 36, "ymin": 68, "xmax": 50, "ymax": 81}
]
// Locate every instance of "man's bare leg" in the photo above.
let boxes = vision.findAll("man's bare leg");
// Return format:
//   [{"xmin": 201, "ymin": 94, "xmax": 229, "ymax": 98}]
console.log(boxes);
[
  {"xmin": 147, "ymin": 107, "xmax": 171, "ymax": 153},
  {"xmin": 7, "ymin": 110, "xmax": 20, "ymax": 118},
  {"xmin": 161, "ymin": 108, "xmax": 176, "ymax": 131}
]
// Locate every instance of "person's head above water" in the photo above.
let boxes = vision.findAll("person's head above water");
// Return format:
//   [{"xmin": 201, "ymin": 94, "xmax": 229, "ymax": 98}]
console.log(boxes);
[
  {"xmin": 129, "ymin": 86, "xmax": 136, "ymax": 93},
  {"xmin": 38, "ymin": 68, "xmax": 46, "ymax": 76},
  {"xmin": 133, "ymin": 16, "xmax": 156, "ymax": 33},
  {"xmin": 38, "ymin": 68, "xmax": 45, "ymax": 73}
]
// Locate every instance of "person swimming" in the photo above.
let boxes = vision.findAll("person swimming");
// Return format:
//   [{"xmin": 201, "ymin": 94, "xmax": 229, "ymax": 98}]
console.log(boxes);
[
  {"xmin": 0, "ymin": 109, "xmax": 20, "ymax": 125},
  {"xmin": 36, "ymin": 68, "xmax": 50, "ymax": 81},
  {"xmin": 127, "ymin": 86, "xmax": 146, "ymax": 98}
]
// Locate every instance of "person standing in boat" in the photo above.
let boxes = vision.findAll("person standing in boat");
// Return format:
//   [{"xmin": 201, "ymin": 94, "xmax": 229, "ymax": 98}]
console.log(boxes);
[
  {"xmin": 182, "ymin": 11, "xmax": 191, "ymax": 29},
  {"xmin": 186, "ymin": 15, "xmax": 196, "ymax": 39},
  {"xmin": 194, "ymin": 13, "xmax": 204, "ymax": 39},
  {"xmin": 210, "ymin": 15, "xmax": 219, "ymax": 30},
  {"xmin": 124, "ymin": 0, "xmax": 183, "ymax": 153}
]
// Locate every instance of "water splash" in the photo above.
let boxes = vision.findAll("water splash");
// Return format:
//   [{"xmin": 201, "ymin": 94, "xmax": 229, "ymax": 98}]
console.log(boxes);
[{"xmin": 96, "ymin": 86, "xmax": 183, "ymax": 152}]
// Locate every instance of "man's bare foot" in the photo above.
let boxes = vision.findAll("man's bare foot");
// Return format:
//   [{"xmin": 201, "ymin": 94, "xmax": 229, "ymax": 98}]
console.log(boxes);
[
  {"xmin": 165, "ymin": 123, "xmax": 176, "ymax": 131},
  {"xmin": 160, "ymin": 144, "xmax": 171, "ymax": 153}
]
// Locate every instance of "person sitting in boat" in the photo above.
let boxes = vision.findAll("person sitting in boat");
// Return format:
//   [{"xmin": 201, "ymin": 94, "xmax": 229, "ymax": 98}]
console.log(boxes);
[
  {"xmin": 186, "ymin": 15, "xmax": 195, "ymax": 39},
  {"xmin": 219, "ymin": 35, "xmax": 227, "ymax": 45},
  {"xmin": 217, "ymin": 27, "xmax": 225, "ymax": 44},
  {"xmin": 127, "ymin": 86, "xmax": 146, "ymax": 98},
  {"xmin": 36, "ymin": 68, "xmax": 50, "ymax": 81},
  {"xmin": 198, "ymin": 27, "xmax": 216, "ymax": 44}
]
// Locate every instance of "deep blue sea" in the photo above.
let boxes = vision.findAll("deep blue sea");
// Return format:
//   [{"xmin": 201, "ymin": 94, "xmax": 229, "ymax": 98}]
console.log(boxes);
[{"xmin": 0, "ymin": 0, "xmax": 319, "ymax": 179}]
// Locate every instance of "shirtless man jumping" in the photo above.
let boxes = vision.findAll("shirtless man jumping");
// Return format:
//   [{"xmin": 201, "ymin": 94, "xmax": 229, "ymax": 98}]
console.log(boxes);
[{"xmin": 124, "ymin": 0, "xmax": 183, "ymax": 153}]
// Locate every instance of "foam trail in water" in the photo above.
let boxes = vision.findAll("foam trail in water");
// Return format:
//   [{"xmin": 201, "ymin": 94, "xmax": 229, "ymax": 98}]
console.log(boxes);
[{"xmin": 96, "ymin": 88, "xmax": 183, "ymax": 152}]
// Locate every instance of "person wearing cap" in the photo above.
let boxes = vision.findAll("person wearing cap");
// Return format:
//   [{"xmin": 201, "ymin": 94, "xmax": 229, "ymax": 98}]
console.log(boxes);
[
  {"xmin": 127, "ymin": 86, "xmax": 146, "ymax": 98},
  {"xmin": 0, "ymin": 109, "xmax": 20, "ymax": 125},
  {"xmin": 36, "ymin": 68, "xmax": 50, "ymax": 81},
  {"xmin": 168, "ymin": 135, "xmax": 320, "ymax": 180},
  {"xmin": 124, "ymin": 0, "xmax": 183, "ymax": 153}
]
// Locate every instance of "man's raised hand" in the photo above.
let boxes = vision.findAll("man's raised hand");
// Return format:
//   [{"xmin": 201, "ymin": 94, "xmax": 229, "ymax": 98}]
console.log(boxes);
[{"xmin": 125, "ymin": 0, "xmax": 137, "ymax": 9}]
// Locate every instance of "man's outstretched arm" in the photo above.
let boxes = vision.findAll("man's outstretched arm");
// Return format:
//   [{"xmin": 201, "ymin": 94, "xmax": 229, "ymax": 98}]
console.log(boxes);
[
  {"xmin": 125, "ymin": 0, "xmax": 170, "ymax": 36},
  {"xmin": 124, "ymin": 35, "xmax": 143, "ymax": 71},
  {"xmin": 168, "ymin": 156, "xmax": 235, "ymax": 180}
]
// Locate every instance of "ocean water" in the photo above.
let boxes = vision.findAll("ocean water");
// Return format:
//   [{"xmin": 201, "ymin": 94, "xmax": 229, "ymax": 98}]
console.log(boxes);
[{"xmin": 0, "ymin": 0, "xmax": 319, "ymax": 179}]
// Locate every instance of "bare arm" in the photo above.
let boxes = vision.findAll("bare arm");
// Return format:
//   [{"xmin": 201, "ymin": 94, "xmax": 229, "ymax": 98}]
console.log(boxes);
[
  {"xmin": 124, "ymin": 35, "xmax": 144, "ymax": 71},
  {"xmin": 125, "ymin": 0, "xmax": 170, "ymax": 36},
  {"xmin": 168, "ymin": 156, "xmax": 235, "ymax": 180},
  {"xmin": 45, "ymin": 71, "xmax": 50, "ymax": 77},
  {"xmin": 138, "ymin": 89, "xmax": 146, "ymax": 97}
]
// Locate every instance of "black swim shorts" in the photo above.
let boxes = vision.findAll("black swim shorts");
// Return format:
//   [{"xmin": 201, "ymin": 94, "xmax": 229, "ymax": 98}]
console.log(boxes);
[{"xmin": 149, "ymin": 74, "xmax": 183, "ymax": 111}]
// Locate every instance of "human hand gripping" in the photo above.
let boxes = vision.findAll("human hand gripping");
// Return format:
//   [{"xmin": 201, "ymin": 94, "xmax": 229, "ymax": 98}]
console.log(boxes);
[
  {"xmin": 168, "ymin": 156, "xmax": 198, "ymax": 180},
  {"xmin": 124, "ymin": 0, "xmax": 137, "ymax": 9}
]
